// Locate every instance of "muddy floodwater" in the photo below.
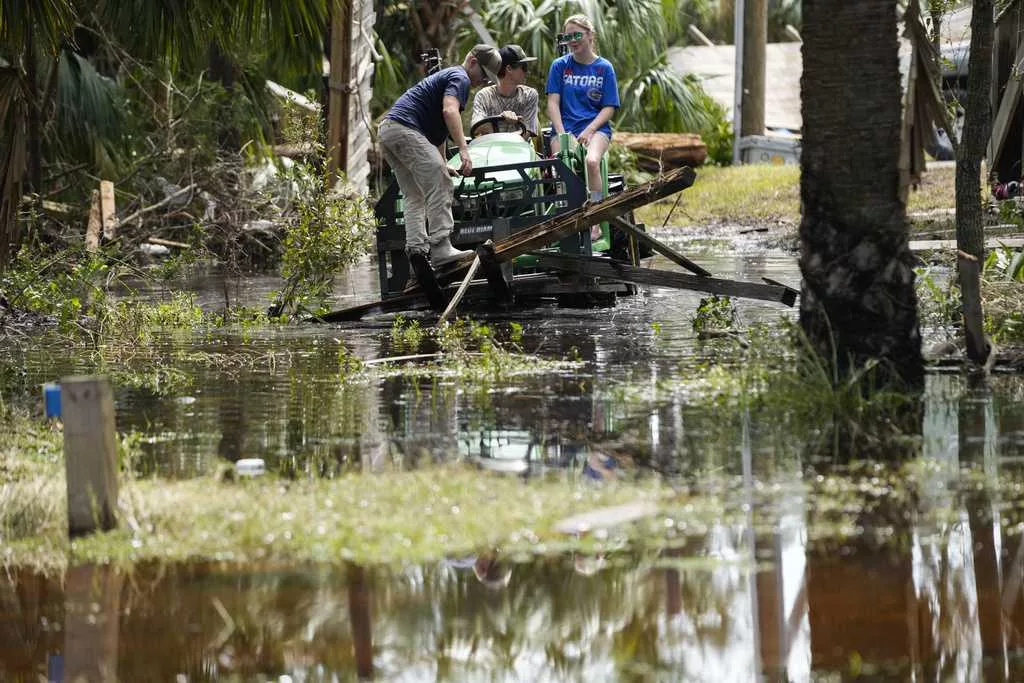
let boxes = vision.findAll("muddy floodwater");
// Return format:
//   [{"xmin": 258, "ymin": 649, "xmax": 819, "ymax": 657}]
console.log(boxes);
[{"xmin": 4, "ymin": 232, "xmax": 1024, "ymax": 681}]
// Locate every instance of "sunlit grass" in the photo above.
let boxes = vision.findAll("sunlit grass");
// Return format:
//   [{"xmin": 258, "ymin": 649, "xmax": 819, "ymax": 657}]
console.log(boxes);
[
  {"xmin": 638, "ymin": 164, "xmax": 800, "ymax": 227},
  {"xmin": 634, "ymin": 162, "xmax": 956, "ymax": 229},
  {"xmin": 906, "ymin": 162, "xmax": 956, "ymax": 216}
]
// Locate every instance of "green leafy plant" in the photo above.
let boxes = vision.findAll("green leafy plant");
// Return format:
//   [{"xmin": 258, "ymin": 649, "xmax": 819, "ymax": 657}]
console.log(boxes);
[
  {"xmin": 390, "ymin": 315, "xmax": 428, "ymax": 351},
  {"xmin": 914, "ymin": 265, "xmax": 960, "ymax": 330},
  {"xmin": 691, "ymin": 295, "xmax": 737, "ymax": 333}
]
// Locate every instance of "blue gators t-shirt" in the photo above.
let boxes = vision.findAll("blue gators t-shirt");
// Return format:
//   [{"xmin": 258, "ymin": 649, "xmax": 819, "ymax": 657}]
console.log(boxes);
[
  {"xmin": 545, "ymin": 55, "xmax": 620, "ymax": 139},
  {"xmin": 386, "ymin": 66, "xmax": 471, "ymax": 146}
]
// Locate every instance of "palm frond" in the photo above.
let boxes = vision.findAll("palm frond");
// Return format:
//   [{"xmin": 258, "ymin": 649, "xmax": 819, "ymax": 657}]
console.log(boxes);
[
  {"xmin": 617, "ymin": 57, "xmax": 717, "ymax": 133},
  {"xmin": 52, "ymin": 50, "xmax": 123, "ymax": 177},
  {"xmin": 0, "ymin": 0, "xmax": 75, "ymax": 56},
  {"xmin": 231, "ymin": 0, "xmax": 328, "ymax": 57},
  {"xmin": 94, "ymin": 0, "xmax": 209, "ymax": 67}
]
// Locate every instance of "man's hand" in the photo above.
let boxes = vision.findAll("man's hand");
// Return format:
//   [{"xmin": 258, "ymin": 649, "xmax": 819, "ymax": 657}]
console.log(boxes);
[
  {"xmin": 501, "ymin": 110, "xmax": 519, "ymax": 122},
  {"xmin": 458, "ymin": 148, "xmax": 472, "ymax": 176}
]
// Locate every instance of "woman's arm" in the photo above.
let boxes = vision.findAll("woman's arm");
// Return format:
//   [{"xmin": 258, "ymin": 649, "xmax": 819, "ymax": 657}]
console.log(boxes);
[{"xmin": 546, "ymin": 93, "xmax": 564, "ymax": 134}]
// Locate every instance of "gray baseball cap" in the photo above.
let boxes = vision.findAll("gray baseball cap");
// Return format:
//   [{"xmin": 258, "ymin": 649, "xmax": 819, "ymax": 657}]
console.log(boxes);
[{"xmin": 471, "ymin": 44, "xmax": 503, "ymax": 83}]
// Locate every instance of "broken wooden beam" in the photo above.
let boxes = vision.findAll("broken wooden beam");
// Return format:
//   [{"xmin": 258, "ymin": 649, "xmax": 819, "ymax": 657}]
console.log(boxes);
[
  {"xmin": 532, "ymin": 252, "xmax": 797, "ymax": 306},
  {"xmin": 490, "ymin": 166, "xmax": 697, "ymax": 264},
  {"xmin": 609, "ymin": 215, "xmax": 712, "ymax": 277}
]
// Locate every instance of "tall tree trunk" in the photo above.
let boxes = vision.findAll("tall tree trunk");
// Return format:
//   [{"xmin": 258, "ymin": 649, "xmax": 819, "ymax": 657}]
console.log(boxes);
[
  {"xmin": 799, "ymin": 0, "xmax": 924, "ymax": 386},
  {"xmin": 25, "ymin": 32, "xmax": 43, "ymax": 195},
  {"xmin": 740, "ymin": 0, "xmax": 767, "ymax": 137},
  {"xmin": 955, "ymin": 0, "xmax": 994, "ymax": 364}
]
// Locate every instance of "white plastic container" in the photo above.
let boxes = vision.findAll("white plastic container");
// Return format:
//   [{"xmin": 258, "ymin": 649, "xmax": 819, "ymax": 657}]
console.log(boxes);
[
  {"xmin": 235, "ymin": 458, "xmax": 266, "ymax": 477},
  {"xmin": 737, "ymin": 135, "xmax": 801, "ymax": 165}
]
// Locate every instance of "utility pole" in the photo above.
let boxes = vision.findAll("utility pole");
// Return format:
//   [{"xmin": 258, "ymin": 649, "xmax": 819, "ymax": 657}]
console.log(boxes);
[
  {"xmin": 742, "ymin": 0, "xmax": 767, "ymax": 137},
  {"xmin": 732, "ymin": 0, "xmax": 745, "ymax": 163}
]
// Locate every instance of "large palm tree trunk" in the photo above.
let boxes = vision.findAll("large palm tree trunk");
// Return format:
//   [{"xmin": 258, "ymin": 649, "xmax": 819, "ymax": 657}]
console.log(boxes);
[{"xmin": 799, "ymin": 0, "xmax": 924, "ymax": 386}]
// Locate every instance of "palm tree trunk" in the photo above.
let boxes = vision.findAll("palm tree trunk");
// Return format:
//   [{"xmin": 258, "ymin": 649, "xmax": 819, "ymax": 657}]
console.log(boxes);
[
  {"xmin": 799, "ymin": 0, "xmax": 924, "ymax": 386},
  {"xmin": 25, "ymin": 32, "xmax": 43, "ymax": 195},
  {"xmin": 955, "ymin": 0, "xmax": 994, "ymax": 364}
]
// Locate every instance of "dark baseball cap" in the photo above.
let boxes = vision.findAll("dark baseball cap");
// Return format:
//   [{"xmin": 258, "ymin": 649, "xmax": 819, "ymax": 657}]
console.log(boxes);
[
  {"xmin": 499, "ymin": 44, "xmax": 538, "ymax": 68},
  {"xmin": 471, "ymin": 44, "xmax": 503, "ymax": 83}
]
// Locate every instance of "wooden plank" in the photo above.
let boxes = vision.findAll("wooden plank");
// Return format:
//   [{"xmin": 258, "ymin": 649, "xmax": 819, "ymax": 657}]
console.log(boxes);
[
  {"xmin": 99, "ymin": 180, "xmax": 116, "ymax": 241},
  {"xmin": 437, "ymin": 254, "xmax": 482, "ymax": 324},
  {"xmin": 85, "ymin": 189, "xmax": 101, "ymax": 252},
  {"xmin": 488, "ymin": 166, "xmax": 697, "ymax": 265},
  {"xmin": 609, "ymin": 215, "xmax": 712, "ymax": 276},
  {"xmin": 532, "ymin": 252, "xmax": 797, "ymax": 306},
  {"xmin": 61, "ymin": 376, "xmax": 118, "ymax": 536},
  {"xmin": 987, "ymin": 37, "xmax": 1024, "ymax": 163}
]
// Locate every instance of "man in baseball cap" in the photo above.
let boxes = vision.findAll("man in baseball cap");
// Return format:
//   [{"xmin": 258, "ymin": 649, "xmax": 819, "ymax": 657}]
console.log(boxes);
[
  {"xmin": 470, "ymin": 44, "xmax": 540, "ymax": 139},
  {"xmin": 499, "ymin": 44, "xmax": 538, "ymax": 70},
  {"xmin": 378, "ymin": 44, "xmax": 502, "ymax": 274},
  {"xmin": 470, "ymin": 44, "xmax": 504, "ymax": 84}
]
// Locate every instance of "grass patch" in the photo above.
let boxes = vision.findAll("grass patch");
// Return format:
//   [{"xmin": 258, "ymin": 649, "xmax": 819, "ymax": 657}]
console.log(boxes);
[
  {"xmin": 906, "ymin": 163, "xmax": 956, "ymax": 216},
  {"xmin": 635, "ymin": 163, "xmax": 956, "ymax": 230},
  {"xmin": 638, "ymin": 164, "xmax": 800, "ymax": 227}
]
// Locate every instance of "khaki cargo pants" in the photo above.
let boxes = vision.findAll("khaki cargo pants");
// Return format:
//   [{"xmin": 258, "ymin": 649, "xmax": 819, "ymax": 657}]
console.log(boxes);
[{"xmin": 378, "ymin": 119, "xmax": 454, "ymax": 256}]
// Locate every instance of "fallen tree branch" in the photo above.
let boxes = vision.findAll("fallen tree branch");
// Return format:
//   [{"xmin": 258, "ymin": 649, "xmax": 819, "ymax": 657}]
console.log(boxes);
[
  {"xmin": 117, "ymin": 183, "xmax": 197, "ymax": 227},
  {"xmin": 145, "ymin": 237, "xmax": 191, "ymax": 249}
]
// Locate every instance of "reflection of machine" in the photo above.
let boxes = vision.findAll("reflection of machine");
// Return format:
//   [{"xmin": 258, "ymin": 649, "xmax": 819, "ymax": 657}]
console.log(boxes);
[{"xmin": 458, "ymin": 428, "xmax": 604, "ymax": 477}]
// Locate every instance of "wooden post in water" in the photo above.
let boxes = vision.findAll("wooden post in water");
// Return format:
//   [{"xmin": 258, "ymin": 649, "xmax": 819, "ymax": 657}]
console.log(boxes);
[{"xmin": 62, "ymin": 376, "xmax": 119, "ymax": 536}]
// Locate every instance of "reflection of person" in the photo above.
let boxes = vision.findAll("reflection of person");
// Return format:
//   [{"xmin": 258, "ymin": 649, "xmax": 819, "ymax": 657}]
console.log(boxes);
[
  {"xmin": 473, "ymin": 552, "xmax": 513, "ymax": 590},
  {"xmin": 378, "ymin": 45, "xmax": 504, "ymax": 266},
  {"xmin": 471, "ymin": 44, "xmax": 540, "ymax": 139},
  {"xmin": 545, "ymin": 14, "xmax": 620, "ymax": 207}
]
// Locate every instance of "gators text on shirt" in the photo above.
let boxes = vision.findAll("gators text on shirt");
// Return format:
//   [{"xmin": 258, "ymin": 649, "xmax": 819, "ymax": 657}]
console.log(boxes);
[{"xmin": 545, "ymin": 54, "xmax": 620, "ymax": 139}]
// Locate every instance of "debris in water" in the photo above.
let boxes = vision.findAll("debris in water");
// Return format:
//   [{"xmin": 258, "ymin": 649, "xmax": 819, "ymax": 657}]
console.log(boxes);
[{"xmin": 554, "ymin": 501, "xmax": 659, "ymax": 535}]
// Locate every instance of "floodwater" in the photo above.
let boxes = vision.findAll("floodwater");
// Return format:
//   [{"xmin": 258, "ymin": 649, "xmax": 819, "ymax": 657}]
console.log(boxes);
[{"xmin": 5, "ymin": 232, "xmax": 1024, "ymax": 681}]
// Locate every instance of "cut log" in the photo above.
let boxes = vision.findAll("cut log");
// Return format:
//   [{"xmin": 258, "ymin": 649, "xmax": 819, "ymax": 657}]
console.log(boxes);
[
  {"xmin": 614, "ymin": 132, "xmax": 708, "ymax": 171},
  {"xmin": 85, "ymin": 190, "xmax": 101, "ymax": 253},
  {"xmin": 100, "ymin": 180, "xmax": 116, "ymax": 241}
]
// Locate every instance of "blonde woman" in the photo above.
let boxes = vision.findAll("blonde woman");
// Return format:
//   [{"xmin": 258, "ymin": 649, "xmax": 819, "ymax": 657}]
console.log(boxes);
[{"xmin": 545, "ymin": 13, "xmax": 620, "ymax": 212}]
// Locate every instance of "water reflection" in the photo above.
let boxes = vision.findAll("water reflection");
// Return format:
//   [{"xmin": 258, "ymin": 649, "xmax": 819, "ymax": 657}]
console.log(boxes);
[
  {"xmin": 4, "ymin": 374, "xmax": 1024, "ymax": 679},
  {"xmin": 12, "ymin": 257, "xmax": 1024, "ymax": 678},
  {"xmin": 4, "ymin": 253, "xmax": 803, "ymax": 478}
]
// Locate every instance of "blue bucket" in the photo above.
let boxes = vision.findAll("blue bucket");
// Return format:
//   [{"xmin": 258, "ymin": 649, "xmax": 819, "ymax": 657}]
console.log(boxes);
[{"xmin": 43, "ymin": 383, "xmax": 61, "ymax": 419}]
